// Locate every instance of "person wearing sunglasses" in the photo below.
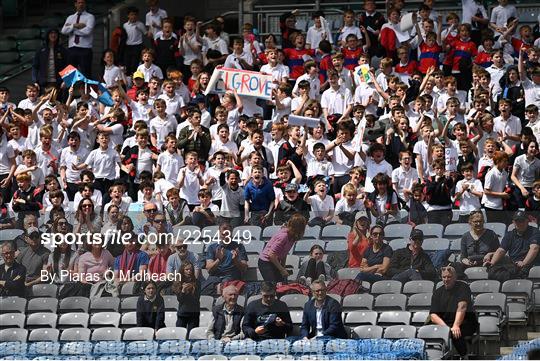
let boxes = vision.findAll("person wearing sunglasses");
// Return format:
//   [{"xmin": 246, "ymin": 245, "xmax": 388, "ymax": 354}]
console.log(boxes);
[
  {"xmin": 354, "ymin": 225, "xmax": 393, "ymax": 283},
  {"xmin": 74, "ymin": 197, "xmax": 102, "ymax": 234},
  {"xmin": 166, "ymin": 237, "xmax": 201, "ymax": 280}
]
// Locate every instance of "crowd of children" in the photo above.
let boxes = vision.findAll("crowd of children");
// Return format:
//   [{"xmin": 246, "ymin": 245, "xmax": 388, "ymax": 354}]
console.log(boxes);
[{"xmin": 0, "ymin": 0, "xmax": 539, "ymax": 236}]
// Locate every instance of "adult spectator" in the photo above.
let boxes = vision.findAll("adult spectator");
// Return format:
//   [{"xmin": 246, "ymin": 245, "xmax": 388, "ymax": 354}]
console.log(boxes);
[
  {"xmin": 487, "ymin": 211, "xmax": 540, "ymax": 281},
  {"xmin": 207, "ymin": 285, "xmax": 245, "ymax": 341},
  {"xmin": 173, "ymin": 261, "xmax": 200, "ymax": 334},
  {"xmin": 61, "ymin": 0, "xmax": 95, "ymax": 76},
  {"xmin": 113, "ymin": 238, "xmax": 149, "ymax": 285},
  {"xmin": 455, "ymin": 211, "xmax": 499, "ymax": 279},
  {"xmin": 205, "ymin": 222, "xmax": 248, "ymax": 282},
  {"xmin": 297, "ymin": 245, "xmax": 336, "ymax": 285},
  {"xmin": 167, "ymin": 237, "xmax": 200, "ymax": 280},
  {"xmin": 300, "ymin": 280, "xmax": 348, "ymax": 339},
  {"xmin": 347, "ymin": 216, "xmax": 370, "ymax": 268},
  {"xmin": 16, "ymin": 227, "xmax": 50, "ymax": 287},
  {"xmin": 73, "ymin": 198, "xmax": 102, "ymax": 234},
  {"xmin": 43, "ymin": 236, "xmax": 77, "ymax": 284},
  {"xmin": 77, "ymin": 239, "xmax": 114, "ymax": 296},
  {"xmin": 430, "ymin": 266, "xmax": 478, "ymax": 357},
  {"xmin": 387, "ymin": 229, "xmax": 437, "ymax": 282},
  {"xmin": 259, "ymin": 213, "xmax": 307, "ymax": 282},
  {"xmin": 136, "ymin": 280, "xmax": 165, "ymax": 330},
  {"xmin": 242, "ymin": 282, "xmax": 293, "ymax": 340},
  {"xmin": 177, "ymin": 108, "xmax": 211, "ymax": 162},
  {"xmin": 355, "ymin": 225, "xmax": 393, "ymax": 283},
  {"xmin": 32, "ymin": 29, "xmax": 68, "ymax": 91},
  {"xmin": 0, "ymin": 242, "xmax": 26, "ymax": 297},
  {"xmin": 148, "ymin": 242, "xmax": 172, "ymax": 279},
  {"xmin": 12, "ymin": 214, "xmax": 38, "ymax": 252}
]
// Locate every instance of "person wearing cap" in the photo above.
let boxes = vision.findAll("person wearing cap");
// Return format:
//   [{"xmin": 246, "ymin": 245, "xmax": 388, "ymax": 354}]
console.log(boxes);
[
  {"xmin": 127, "ymin": 71, "xmax": 147, "ymax": 101},
  {"xmin": 16, "ymin": 227, "xmax": 50, "ymax": 287},
  {"xmin": 430, "ymin": 265, "xmax": 478, "ymax": 357},
  {"xmin": 387, "ymin": 229, "xmax": 437, "ymax": 282},
  {"xmin": 274, "ymin": 182, "xmax": 310, "ymax": 225},
  {"xmin": 486, "ymin": 211, "xmax": 540, "ymax": 281},
  {"xmin": 0, "ymin": 242, "xmax": 27, "ymax": 297}
]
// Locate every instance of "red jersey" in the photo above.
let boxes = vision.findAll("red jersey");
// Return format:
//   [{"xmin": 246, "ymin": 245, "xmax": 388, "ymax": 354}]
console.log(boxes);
[
  {"xmin": 474, "ymin": 51, "xmax": 492, "ymax": 68},
  {"xmin": 511, "ymin": 37, "xmax": 532, "ymax": 57},
  {"xmin": 450, "ymin": 38, "xmax": 477, "ymax": 72},
  {"xmin": 442, "ymin": 33, "xmax": 458, "ymax": 66},
  {"xmin": 188, "ymin": 77, "xmax": 197, "ymax": 92},
  {"xmin": 283, "ymin": 48, "xmax": 315, "ymax": 80},
  {"xmin": 418, "ymin": 42, "xmax": 442, "ymax": 74},
  {"xmin": 380, "ymin": 24, "xmax": 398, "ymax": 58},
  {"xmin": 342, "ymin": 47, "xmax": 363, "ymax": 70},
  {"xmin": 319, "ymin": 53, "xmax": 333, "ymax": 83},
  {"xmin": 395, "ymin": 60, "xmax": 418, "ymax": 76}
]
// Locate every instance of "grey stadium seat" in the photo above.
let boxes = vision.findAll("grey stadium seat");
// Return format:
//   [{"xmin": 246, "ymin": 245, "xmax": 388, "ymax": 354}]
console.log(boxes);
[
  {"xmin": 198, "ymin": 355, "xmax": 228, "ymax": 360},
  {"xmin": 200, "ymin": 295, "xmax": 214, "ymax": 311},
  {"xmin": 27, "ymin": 297, "xmax": 58, "ymax": 313},
  {"xmin": 294, "ymin": 240, "xmax": 325, "ymax": 255},
  {"xmin": 59, "ymin": 297, "xmax": 90, "ymax": 313},
  {"xmin": 411, "ymin": 311, "xmax": 430, "ymax": 327},
  {"xmin": 422, "ymin": 238, "xmax": 450, "ymax": 252},
  {"xmin": 188, "ymin": 326, "xmax": 207, "ymax": 340},
  {"xmin": 280, "ymin": 294, "xmax": 309, "ymax": 310},
  {"xmin": 389, "ymin": 238, "xmax": 408, "ymax": 251},
  {"xmin": 371, "ymin": 280, "xmax": 402, "ymax": 295},
  {"xmin": 483, "ymin": 222, "xmax": 506, "ymax": 236},
  {"xmin": 501, "ymin": 279, "xmax": 533, "ymax": 325},
  {"xmin": 0, "ymin": 313, "xmax": 25, "ymax": 329},
  {"xmin": 244, "ymin": 240, "xmax": 265, "ymax": 254},
  {"xmin": 29, "ymin": 284, "xmax": 58, "ymax": 298},
  {"xmin": 342, "ymin": 294, "xmax": 374, "ymax": 311},
  {"xmin": 91, "ymin": 327, "xmax": 123, "ymax": 341},
  {"xmin": 383, "ymin": 325, "xmax": 417, "ymax": 339},
  {"xmin": 302, "ymin": 225, "xmax": 321, "ymax": 239},
  {"xmin": 25, "ymin": 312, "xmax": 57, "ymax": 329},
  {"xmin": 373, "ymin": 293, "xmax": 407, "ymax": 311},
  {"xmin": 325, "ymin": 240, "xmax": 348, "ymax": 252},
  {"xmin": 464, "ymin": 267, "xmax": 489, "ymax": 280},
  {"xmin": 344, "ymin": 310, "xmax": 378, "ymax": 327},
  {"xmin": 377, "ymin": 311, "xmax": 411, "ymax": 327},
  {"xmin": 290, "ymin": 310, "xmax": 303, "ymax": 324},
  {"xmin": 414, "ymin": 224, "xmax": 444, "ymax": 238},
  {"xmin": 403, "ymin": 280, "xmax": 434, "ymax": 295},
  {"xmin": 0, "ymin": 328, "xmax": 28, "ymax": 342},
  {"xmin": 29, "ymin": 328, "xmax": 60, "ymax": 342},
  {"xmin": 120, "ymin": 296, "xmax": 139, "ymax": 312},
  {"xmin": 262, "ymin": 226, "xmax": 281, "ymax": 240},
  {"xmin": 163, "ymin": 295, "xmax": 179, "ymax": 311},
  {"xmin": 234, "ymin": 225, "xmax": 262, "ymax": 241},
  {"xmin": 199, "ymin": 311, "xmax": 213, "ymax": 328},
  {"xmin": 417, "ymin": 324, "xmax": 451, "ymax": 359},
  {"xmin": 444, "ymin": 223, "xmax": 470, "ymax": 239},
  {"xmin": 60, "ymin": 328, "xmax": 91, "ymax": 341},
  {"xmin": 407, "ymin": 293, "xmax": 433, "ymax": 312},
  {"xmin": 121, "ymin": 312, "xmax": 137, "ymax": 329},
  {"xmin": 58, "ymin": 312, "xmax": 89, "ymax": 329},
  {"xmin": 156, "ymin": 327, "xmax": 188, "ymax": 340},
  {"xmin": 90, "ymin": 297, "xmax": 120, "ymax": 312},
  {"xmin": 353, "ymin": 325, "xmax": 383, "ymax": 339},
  {"xmin": 474, "ymin": 293, "xmax": 507, "ymax": 339},
  {"xmin": 470, "ymin": 280, "xmax": 501, "ymax": 296},
  {"xmin": 321, "ymin": 224, "xmax": 350, "ymax": 239},
  {"xmin": 123, "ymin": 327, "xmax": 155, "ymax": 341},
  {"xmin": 90, "ymin": 312, "xmax": 121, "ymax": 328},
  {"xmin": 384, "ymin": 224, "xmax": 412, "ymax": 239},
  {"xmin": 164, "ymin": 312, "xmax": 177, "ymax": 327},
  {"xmin": 337, "ymin": 268, "xmax": 361, "ymax": 280},
  {"xmin": 119, "ymin": 282, "xmax": 137, "ymax": 298},
  {"xmin": 0, "ymin": 297, "xmax": 27, "ymax": 313}
]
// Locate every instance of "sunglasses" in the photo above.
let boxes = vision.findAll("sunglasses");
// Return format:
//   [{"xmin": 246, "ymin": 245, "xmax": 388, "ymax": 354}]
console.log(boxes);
[
  {"xmin": 176, "ymin": 245, "xmax": 187, "ymax": 250},
  {"xmin": 145, "ymin": 208, "xmax": 157, "ymax": 213},
  {"xmin": 58, "ymin": 221, "xmax": 68, "ymax": 226},
  {"xmin": 82, "ymin": 204, "xmax": 93, "ymax": 208},
  {"xmin": 154, "ymin": 219, "xmax": 165, "ymax": 223}
]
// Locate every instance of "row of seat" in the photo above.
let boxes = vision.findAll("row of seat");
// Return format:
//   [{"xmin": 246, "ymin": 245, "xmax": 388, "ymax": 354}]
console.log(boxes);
[{"xmin": 0, "ymin": 336, "xmax": 429, "ymax": 359}]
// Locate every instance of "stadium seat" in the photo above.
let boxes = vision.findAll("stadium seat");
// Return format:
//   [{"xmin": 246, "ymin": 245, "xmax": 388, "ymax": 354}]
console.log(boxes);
[
  {"xmin": 444, "ymin": 223, "xmax": 470, "ymax": 239},
  {"xmin": 352, "ymin": 325, "xmax": 383, "ymax": 339},
  {"xmin": 90, "ymin": 297, "xmax": 120, "ymax": 313},
  {"xmin": 59, "ymin": 297, "xmax": 90, "ymax": 313},
  {"xmin": 0, "ymin": 297, "xmax": 26, "ymax": 314},
  {"xmin": 402, "ymin": 280, "xmax": 434, "ymax": 295},
  {"xmin": 90, "ymin": 312, "xmax": 121, "ymax": 328},
  {"xmin": 327, "ymin": 293, "xmax": 342, "ymax": 305},
  {"xmin": 58, "ymin": 312, "xmax": 89, "ymax": 329},
  {"xmin": 344, "ymin": 310, "xmax": 378, "ymax": 326},
  {"xmin": 280, "ymin": 294, "xmax": 309, "ymax": 310},
  {"xmin": 27, "ymin": 339, "xmax": 60, "ymax": 357},
  {"xmin": 337, "ymin": 268, "xmax": 360, "ymax": 280},
  {"xmin": 246, "ymin": 295, "xmax": 263, "ymax": 306},
  {"xmin": 373, "ymin": 294, "xmax": 407, "ymax": 311},
  {"xmin": 294, "ymin": 240, "xmax": 325, "ymax": 255},
  {"xmin": 301, "ymin": 225, "xmax": 321, "ymax": 239},
  {"xmin": 234, "ymin": 225, "xmax": 262, "ymax": 241},
  {"xmin": 406, "ymin": 293, "xmax": 433, "ymax": 312},
  {"xmin": 415, "ymin": 224, "xmax": 444, "ymax": 238},
  {"xmin": 29, "ymin": 284, "xmax": 58, "ymax": 298},
  {"xmin": 231, "ymin": 355, "xmax": 261, "ymax": 360},
  {"xmin": 484, "ymin": 222, "xmax": 506, "ymax": 235},
  {"xmin": 123, "ymin": 327, "xmax": 155, "ymax": 341},
  {"xmin": 156, "ymin": 327, "xmax": 188, "ymax": 340},
  {"xmin": 384, "ymin": 224, "xmax": 412, "ymax": 239},
  {"xmin": 91, "ymin": 327, "xmax": 123, "ymax": 341},
  {"xmin": 257, "ymin": 339, "xmax": 291, "ymax": 355},
  {"xmin": 325, "ymin": 339, "xmax": 358, "ymax": 353},
  {"xmin": 290, "ymin": 310, "xmax": 303, "ymax": 324},
  {"xmin": 291, "ymin": 339, "xmax": 324, "ymax": 354},
  {"xmin": 470, "ymin": 280, "xmax": 501, "ymax": 296},
  {"xmin": 25, "ymin": 312, "xmax": 57, "ymax": 329},
  {"xmin": 191, "ymin": 339, "xmax": 223, "ymax": 354},
  {"xmin": 343, "ymin": 294, "xmax": 373, "ymax": 311},
  {"xmin": 422, "ymin": 238, "xmax": 450, "ymax": 252},
  {"xmin": 383, "ymin": 325, "xmax": 417, "ymax": 339},
  {"xmin": 389, "ymin": 238, "xmax": 408, "ymax": 251},
  {"xmin": 474, "ymin": 293, "xmax": 508, "ymax": 342},
  {"xmin": 60, "ymin": 340, "xmax": 93, "ymax": 356},
  {"xmin": 0, "ymin": 228, "xmax": 23, "ymax": 241},
  {"xmin": 60, "ymin": 328, "xmax": 91, "ymax": 342},
  {"xmin": 502, "ymin": 279, "xmax": 533, "ymax": 326},
  {"xmin": 244, "ymin": 240, "xmax": 265, "ymax": 254},
  {"xmin": 162, "ymin": 295, "xmax": 179, "ymax": 311},
  {"xmin": 0, "ymin": 328, "xmax": 28, "ymax": 342},
  {"xmin": 121, "ymin": 296, "xmax": 139, "ymax": 312},
  {"xmin": 377, "ymin": 311, "xmax": 411, "ymax": 327},
  {"xmin": 371, "ymin": 280, "xmax": 402, "ymax": 295},
  {"xmin": 27, "ymin": 297, "xmax": 58, "ymax": 313},
  {"xmin": 215, "ymin": 295, "xmax": 246, "ymax": 308},
  {"xmin": 120, "ymin": 282, "xmax": 137, "ymax": 298},
  {"xmin": 411, "ymin": 311, "xmax": 430, "ymax": 327},
  {"xmin": 223, "ymin": 339, "xmax": 257, "ymax": 355},
  {"xmin": 321, "ymin": 224, "xmax": 350, "ymax": 240},
  {"xmin": 158, "ymin": 339, "xmax": 191, "ymax": 355},
  {"xmin": 201, "ymin": 225, "xmax": 219, "ymax": 241},
  {"xmin": 93, "ymin": 340, "xmax": 125, "ymax": 355},
  {"xmin": 262, "ymin": 226, "xmax": 281, "ymax": 240},
  {"xmin": 199, "ymin": 311, "xmax": 213, "ymax": 327},
  {"xmin": 324, "ymin": 240, "xmax": 347, "ymax": 252},
  {"xmin": 198, "ymin": 355, "xmax": 227, "ymax": 360},
  {"xmin": 0, "ymin": 313, "xmax": 25, "ymax": 329},
  {"xmin": 199, "ymin": 295, "xmax": 214, "ymax": 311},
  {"xmin": 417, "ymin": 324, "xmax": 451, "ymax": 359},
  {"xmin": 121, "ymin": 312, "xmax": 137, "ymax": 329},
  {"xmin": 164, "ymin": 311, "xmax": 177, "ymax": 328},
  {"xmin": 285, "ymin": 255, "xmax": 300, "ymax": 269},
  {"xmin": 28, "ymin": 328, "xmax": 59, "ymax": 342},
  {"xmin": 188, "ymin": 327, "xmax": 207, "ymax": 340},
  {"xmin": 464, "ymin": 267, "xmax": 489, "ymax": 280}
]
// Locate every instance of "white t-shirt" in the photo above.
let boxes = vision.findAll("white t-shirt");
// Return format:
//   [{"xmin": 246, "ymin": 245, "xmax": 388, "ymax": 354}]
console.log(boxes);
[
  {"xmin": 306, "ymin": 25, "xmax": 332, "ymax": 49},
  {"xmin": 335, "ymin": 198, "xmax": 365, "ymax": 214},
  {"xmin": 330, "ymin": 141, "xmax": 355, "ymax": 176},
  {"xmin": 456, "ymin": 178, "xmax": 483, "ymax": 214},
  {"xmin": 391, "ymin": 166, "xmax": 419, "ymax": 200},
  {"xmin": 522, "ymin": 78, "xmax": 540, "ymax": 107},
  {"xmin": 321, "ymin": 86, "xmax": 353, "ymax": 115},
  {"xmin": 481, "ymin": 166, "xmax": 507, "ymax": 209},
  {"xmin": 364, "ymin": 157, "xmax": 393, "ymax": 193},
  {"xmin": 150, "ymin": 115, "xmax": 177, "ymax": 149},
  {"xmin": 177, "ymin": 167, "xmax": 202, "ymax": 205},
  {"xmin": 309, "ymin": 194, "xmax": 335, "ymax": 218},
  {"xmin": 260, "ymin": 63, "xmax": 290, "ymax": 83},
  {"xmin": 157, "ymin": 151, "xmax": 184, "ymax": 184},
  {"xmin": 307, "ymin": 158, "xmax": 334, "ymax": 177},
  {"xmin": 493, "ymin": 115, "xmax": 522, "ymax": 148},
  {"xmin": 224, "ymin": 51, "xmax": 253, "ymax": 69}
]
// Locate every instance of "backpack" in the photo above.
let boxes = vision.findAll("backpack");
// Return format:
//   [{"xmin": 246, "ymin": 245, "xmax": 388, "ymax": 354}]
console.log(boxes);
[{"xmin": 326, "ymin": 279, "xmax": 361, "ymax": 297}]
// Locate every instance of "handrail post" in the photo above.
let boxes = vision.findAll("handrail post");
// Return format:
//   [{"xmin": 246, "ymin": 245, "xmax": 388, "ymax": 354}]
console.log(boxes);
[{"xmin": 238, "ymin": 0, "xmax": 244, "ymax": 34}]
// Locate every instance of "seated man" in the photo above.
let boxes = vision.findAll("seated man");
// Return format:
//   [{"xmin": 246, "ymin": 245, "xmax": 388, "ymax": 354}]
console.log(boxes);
[
  {"xmin": 16, "ymin": 227, "xmax": 50, "ymax": 287},
  {"xmin": 0, "ymin": 241, "xmax": 26, "ymax": 297},
  {"xmin": 430, "ymin": 266, "xmax": 478, "ymax": 357},
  {"xmin": 205, "ymin": 222, "xmax": 248, "ymax": 282},
  {"xmin": 207, "ymin": 285, "xmax": 245, "ymax": 341},
  {"xmin": 242, "ymin": 282, "xmax": 293, "ymax": 340},
  {"xmin": 486, "ymin": 211, "xmax": 540, "ymax": 281},
  {"xmin": 387, "ymin": 229, "xmax": 437, "ymax": 282},
  {"xmin": 300, "ymin": 280, "xmax": 347, "ymax": 339},
  {"xmin": 167, "ymin": 237, "xmax": 201, "ymax": 280}
]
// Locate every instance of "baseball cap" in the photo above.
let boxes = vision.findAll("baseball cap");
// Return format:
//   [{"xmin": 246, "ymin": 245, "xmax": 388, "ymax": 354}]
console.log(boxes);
[
  {"xmin": 133, "ymin": 71, "xmax": 144, "ymax": 79},
  {"xmin": 410, "ymin": 229, "xmax": 424, "ymax": 242},
  {"xmin": 513, "ymin": 211, "xmax": 528, "ymax": 222},
  {"xmin": 285, "ymin": 183, "xmax": 298, "ymax": 192}
]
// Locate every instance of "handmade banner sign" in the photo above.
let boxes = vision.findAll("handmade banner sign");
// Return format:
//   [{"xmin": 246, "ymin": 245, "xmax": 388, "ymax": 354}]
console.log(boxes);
[{"xmin": 204, "ymin": 67, "xmax": 275, "ymax": 100}]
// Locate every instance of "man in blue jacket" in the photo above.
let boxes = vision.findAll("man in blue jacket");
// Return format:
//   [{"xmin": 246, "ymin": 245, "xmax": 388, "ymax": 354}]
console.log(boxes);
[{"xmin": 300, "ymin": 280, "xmax": 348, "ymax": 339}]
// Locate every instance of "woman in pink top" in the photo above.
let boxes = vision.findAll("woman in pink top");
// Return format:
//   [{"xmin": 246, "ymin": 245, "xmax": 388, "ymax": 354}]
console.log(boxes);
[
  {"xmin": 259, "ymin": 213, "xmax": 307, "ymax": 282},
  {"xmin": 78, "ymin": 241, "xmax": 114, "ymax": 284}
]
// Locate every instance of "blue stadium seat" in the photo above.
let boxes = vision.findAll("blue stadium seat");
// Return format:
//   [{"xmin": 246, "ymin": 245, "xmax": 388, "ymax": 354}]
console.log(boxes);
[{"xmin": 223, "ymin": 339, "xmax": 257, "ymax": 355}]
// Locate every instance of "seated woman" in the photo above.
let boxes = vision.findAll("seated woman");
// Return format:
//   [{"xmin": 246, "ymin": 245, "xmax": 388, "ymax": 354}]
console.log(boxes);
[
  {"xmin": 297, "ymin": 245, "xmax": 336, "ymax": 285},
  {"xmin": 136, "ymin": 280, "xmax": 165, "ymax": 330},
  {"xmin": 355, "ymin": 225, "xmax": 393, "ymax": 283}
]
